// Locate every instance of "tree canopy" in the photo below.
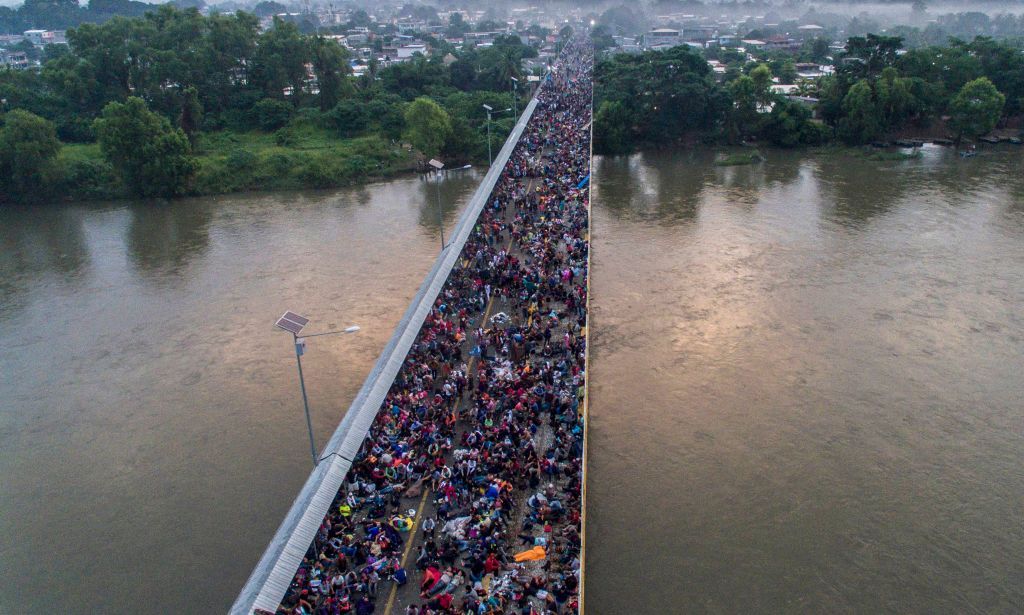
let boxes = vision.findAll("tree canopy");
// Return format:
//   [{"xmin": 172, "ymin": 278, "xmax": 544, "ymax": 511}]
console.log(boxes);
[
  {"xmin": 0, "ymin": 110, "xmax": 61, "ymax": 199},
  {"xmin": 949, "ymin": 77, "xmax": 1005, "ymax": 142},
  {"xmin": 403, "ymin": 97, "xmax": 451, "ymax": 159},
  {"xmin": 93, "ymin": 97, "xmax": 197, "ymax": 197}
]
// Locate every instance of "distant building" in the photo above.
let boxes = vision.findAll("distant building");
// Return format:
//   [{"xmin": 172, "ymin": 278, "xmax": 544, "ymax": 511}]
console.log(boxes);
[
  {"xmin": 23, "ymin": 29, "xmax": 46, "ymax": 45},
  {"xmin": 765, "ymin": 36, "xmax": 800, "ymax": 52},
  {"xmin": 0, "ymin": 49, "xmax": 30, "ymax": 69},
  {"xmin": 396, "ymin": 44, "xmax": 427, "ymax": 59},
  {"xmin": 682, "ymin": 25, "xmax": 717, "ymax": 44},
  {"xmin": 706, "ymin": 59, "xmax": 727, "ymax": 80},
  {"xmin": 23, "ymin": 29, "xmax": 65, "ymax": 46},
  {"xmin": 644, "ymin": 28, "xmax": 681, "ymax": 48},
  {"xmin": 794, "ymin": 62, "xmax": 833, "ymax": 79}
]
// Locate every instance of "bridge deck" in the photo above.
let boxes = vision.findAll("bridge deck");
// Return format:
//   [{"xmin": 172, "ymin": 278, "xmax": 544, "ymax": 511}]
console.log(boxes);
[{"xmin": 234, "ymin": 39, "xmax": 594, "ymax": 615}]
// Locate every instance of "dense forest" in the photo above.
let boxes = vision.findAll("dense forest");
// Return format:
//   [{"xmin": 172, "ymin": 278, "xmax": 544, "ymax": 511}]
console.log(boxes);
[
  {"xmin": 0, "ymin": 6, "xmax": 545, "ymax": 202},
  {"xmin": 593, "ymin": 34, "xmax": 1023, "ymax": 154}
]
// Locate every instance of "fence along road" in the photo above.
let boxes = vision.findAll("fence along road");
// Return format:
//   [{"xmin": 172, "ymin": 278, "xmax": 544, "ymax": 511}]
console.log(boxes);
[{"xmin": 231, "ymin": 94, "xmax": 542, "ymax": 615}]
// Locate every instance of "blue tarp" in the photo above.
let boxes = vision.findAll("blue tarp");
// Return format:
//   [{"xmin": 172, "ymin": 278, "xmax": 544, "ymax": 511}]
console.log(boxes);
[{"xmin": 577, "ymin": 174, "xmax": 590, "ymax": 189}]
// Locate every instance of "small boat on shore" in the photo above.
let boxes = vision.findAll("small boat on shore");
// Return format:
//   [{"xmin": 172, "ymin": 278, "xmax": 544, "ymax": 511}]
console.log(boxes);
[
  {"xmin": 933, "ymin": 138, "xmax": 954, "ymax": 146},
  {"xmin": 979, "ymin": 136, "xmax": 1001, "ymax": 144},
  {"xmin": 1009, "ymin": 137, "xmax": 1022, "ymax": 145}
]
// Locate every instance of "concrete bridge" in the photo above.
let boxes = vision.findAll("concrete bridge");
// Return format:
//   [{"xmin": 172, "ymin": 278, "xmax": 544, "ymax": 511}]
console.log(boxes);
[{"xmin": 232, "ymin": 43, "xmax": 593, "ymax": 615}]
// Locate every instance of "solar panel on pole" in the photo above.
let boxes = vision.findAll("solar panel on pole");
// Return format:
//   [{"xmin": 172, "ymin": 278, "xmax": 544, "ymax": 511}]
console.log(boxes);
[
  {"xmin": 283, "ymin": 312, "xmax": 309, "ymax": 326},
  {"xmin": 276, "ymin": 312, "xmax": 309, "ymax": 335}
]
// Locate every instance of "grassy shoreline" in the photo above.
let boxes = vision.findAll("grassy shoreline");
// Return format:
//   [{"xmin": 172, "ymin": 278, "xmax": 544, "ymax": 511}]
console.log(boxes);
[
  {"xmin": 45, "ymin": 125, "xmax": 418, "ymax": 204},
  {"xmin": 41, "ymin": 137, "xmax": 992, "ymax": 206}
]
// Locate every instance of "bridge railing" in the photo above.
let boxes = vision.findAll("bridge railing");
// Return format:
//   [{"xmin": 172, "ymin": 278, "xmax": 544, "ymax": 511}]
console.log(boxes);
[
  {"xmin": 580, "ymin": 71, "xmax": 594, "ymax": 615},
  {"xmin": 231, "ymin": 90, "xmax": 543, "ymax": 615}
]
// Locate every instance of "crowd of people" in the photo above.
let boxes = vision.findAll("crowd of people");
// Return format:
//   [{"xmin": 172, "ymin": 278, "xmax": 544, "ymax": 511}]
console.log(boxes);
[{"xmin": 273, "ymin": 39, "xmax": 593, "ymax": 615}]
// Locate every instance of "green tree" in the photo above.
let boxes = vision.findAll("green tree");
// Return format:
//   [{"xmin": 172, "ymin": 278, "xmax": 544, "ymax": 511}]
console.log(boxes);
[
  {"xmin": 329, "ymin": 99, "xmax": 370, "ymax": 137},
  {"xmin": 252, "ymin": 1, "xmax": 286, "ymax": 17},
  {"xmin": 728, "ymin": 75, "xmax": 761, "ymax": 139},
  {"xmin": 966, "ymin": 37, "xmax": 1024, "ymax": 116},
  {"xmin": 593, "ymin": 100, "xmax": 633, "ymax": 155},
  {"xmin": 94, "ymin": 97, "xmax": 197, "ymax": 197},
  {"xmin": 445, "ymin": 12, "xmax": 469, "ymax": 38},
  {"xmin": 403, "ymin": 97, "xmax": 451, "ymax": 158},
  {"xmin": 477, "ymin": 45, "xmax": 525, "ymax": 92},
  {"xmin": 179, "ymin": 86, "xmax": 203, "ymax": 147},
  {"xmin": 838, "ymin": 79, "xmax": 882, "ymax": 144},
  {"xmin": 590, "ymin": 25, "xmax": 616, "ymax": 52},
  {"xmin": 874, "ymin": 67, "xmax": 918, "ymax": 130},
  {"xmin": 760, "ymin": 100, "xmax": 825, "ymax": 147},
  {"xmin": 949, "ymin": 77, "xmax": 1005, "ymax": 143},
  {"xmin": 0, "ymin": 110, "xmax": 61, "ymax": 199},
  {"xmin": 898, "ymin": 44, "xmax": 981, "ymax": 96},
  {"xmin": 251, "ymin": 18, "xmax": 309, "ymax": 104},
  {"xmin": 843, "ymin": 34, "xmax": 903, "ymax": 79},
  {"xmin": 774, "ymin": 59, "xmax": 797, "ymax": 85},
  {"xmin": 803, "ymin": 38, "xmax": 830, "ymax": 63},
  {"xmin": 309, "ymin": 36, "xmax": 351, "ymax": 111},
  {"xmin": 252, "ymin": 98, "xmax": 293, "ymax": 131},
  {"xmin": 594, "ymin": 46, "xmax": 725, "ymax": 146},
  {"xmin": 749, "ymin": 64, "xmax": 774, "ymax": 107}
]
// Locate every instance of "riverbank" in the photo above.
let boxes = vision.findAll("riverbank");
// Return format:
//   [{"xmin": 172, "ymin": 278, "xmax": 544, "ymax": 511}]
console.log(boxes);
[{"xmin": 43, "ymin": 126, "xmax": 419, "ymax": 204}]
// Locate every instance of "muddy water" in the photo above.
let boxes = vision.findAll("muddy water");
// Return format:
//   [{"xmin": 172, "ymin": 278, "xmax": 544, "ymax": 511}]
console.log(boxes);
[
  {"xmin": 0, "ymin": 171, "xmax": 481, "ymax": 613},
  {"xmin": 586, "ymin": 147, "xmax": 1024, "ymax": 613}
]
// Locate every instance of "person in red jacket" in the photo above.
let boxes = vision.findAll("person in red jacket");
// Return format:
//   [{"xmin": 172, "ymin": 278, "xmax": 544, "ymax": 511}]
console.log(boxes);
[{"xmin": 484, "ymin": 552, "xmax": 502, "ymax": 576}]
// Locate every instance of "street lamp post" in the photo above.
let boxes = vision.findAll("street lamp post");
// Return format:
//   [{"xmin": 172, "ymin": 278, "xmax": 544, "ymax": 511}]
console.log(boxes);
[
  {"xmin": 274, "ymin": 311, "xmax": 360, "ymax": 467},
  {"xmin": 482, "ymin": 105, "xmax": 513, "ymax": 167},
  {"xmin": 482, "ymin": 104, "xmax": 493, "ymax": 167},
  {"xmin": 293, "ymin": 332, "xmax": 315, "ymax": 465},
  {"xmin": 428, "ymin": 158, "xmax": 445, "ymax": 250},
  {"xmin": 510, "ymin": 77, "xmax": 519, "ymax": 121}
]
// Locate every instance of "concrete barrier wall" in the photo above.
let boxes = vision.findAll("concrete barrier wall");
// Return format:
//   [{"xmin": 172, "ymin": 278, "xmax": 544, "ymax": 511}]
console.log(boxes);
[
  {"xmin": 579, "ymin": 85, "xmax": 594, "ymax": 615},
  {"xmin": 231, "ymin": 94, "xmax": 542, "ymax": 615}
]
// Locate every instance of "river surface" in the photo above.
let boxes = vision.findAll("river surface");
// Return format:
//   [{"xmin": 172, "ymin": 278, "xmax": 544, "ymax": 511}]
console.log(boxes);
[
  {"xmin": 2, "ymin": 146, "xmax": 1023, "ymax": 613},
  {"xmin": 586, "ymin": 146, "xmax": 1024, "ymax": 613},
  {"xmin": 0, "ymin": 170, "xmax": 481, "ymax": 613}
]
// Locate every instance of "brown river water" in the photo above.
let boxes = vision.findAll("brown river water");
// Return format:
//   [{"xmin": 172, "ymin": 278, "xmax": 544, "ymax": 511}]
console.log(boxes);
[
  {"xmin": 1, "ymin": 146, "xmax": 1022, "ymax": 613},
  {"xmin": 586, "ymin": 146, "xmax": 1024, "ymax": 613}
]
